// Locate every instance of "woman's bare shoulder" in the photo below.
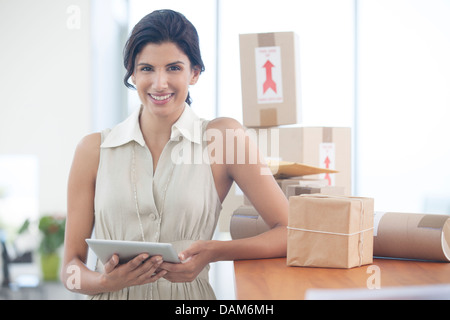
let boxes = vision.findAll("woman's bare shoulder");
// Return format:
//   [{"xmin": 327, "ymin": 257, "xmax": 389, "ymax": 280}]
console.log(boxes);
[
  {"xmin": 70, "ymin": 132, "xmax": 102, "ymax": 176},
  {"xmin": 207, "ymin": 117, "xmax": 243, "ymax": 131},
  {"xmin": 75, "ymin": 132, "xmax": 101, "ymax": 156}
]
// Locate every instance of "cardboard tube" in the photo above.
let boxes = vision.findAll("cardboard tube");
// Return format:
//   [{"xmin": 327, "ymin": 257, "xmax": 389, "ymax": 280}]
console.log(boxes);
[{"xmin": 373, "ymin": 212, "xmax": 450, "ymax": 262}]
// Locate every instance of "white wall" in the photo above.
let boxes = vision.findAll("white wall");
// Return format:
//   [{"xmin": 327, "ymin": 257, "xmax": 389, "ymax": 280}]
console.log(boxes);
[
  {"xmin": 0, "ymin": 0, "xmax": 92, "ymax": 215},
  {"xmin": 356, "ymin": 0, "xmax": 450, "ymax": 213},
  {"xmin": 217, "ymin": 0, "xmax": 355, "ymax": 127}
]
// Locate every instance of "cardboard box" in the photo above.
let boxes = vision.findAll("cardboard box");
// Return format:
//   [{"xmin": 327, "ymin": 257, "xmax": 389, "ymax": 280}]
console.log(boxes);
[
  {"xmin": 230, "ymin": 206, "xmax": 270, "ymax": 240},
  {"xmin": 287, "ymin": 194, "xmax": 374, "ymax": 268},
  {"xmin": 285, "ymin": 185, "xmax": 345, "ymax": 198},
  {"xmin": 253, "ymin": 126, "xmax": 352, "ymax": 195},
  {"xmin": 374, "ymin": 212, "xmax": 450, "ymax": 262},
  {"xmin": 239, "ymin": 32, "xmax": 301, "ymax": 127},
  {"xmin": 244, "ymin": 177, "xmax": 329, "ymax": 205},
  {"xmin": 277, "ymin": 177, "xmax": 327, "ymax": 195}
]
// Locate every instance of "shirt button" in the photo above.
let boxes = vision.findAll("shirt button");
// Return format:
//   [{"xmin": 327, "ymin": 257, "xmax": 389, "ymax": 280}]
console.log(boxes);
[{"xmin": 149, "ymin": 213, "xmax": 157, "ymax": 221}]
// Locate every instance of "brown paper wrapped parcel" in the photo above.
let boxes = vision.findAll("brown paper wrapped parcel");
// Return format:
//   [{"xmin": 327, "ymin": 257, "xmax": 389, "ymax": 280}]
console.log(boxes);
[{"xmin": 287, "ymin": 194, "xmax": 374, "ymax": 268}]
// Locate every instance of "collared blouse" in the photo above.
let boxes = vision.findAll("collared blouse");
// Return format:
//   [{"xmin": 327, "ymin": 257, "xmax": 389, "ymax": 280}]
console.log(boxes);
[{"xmin": 89, "ymin": 104, "xmax": 222, "ymax": 300}]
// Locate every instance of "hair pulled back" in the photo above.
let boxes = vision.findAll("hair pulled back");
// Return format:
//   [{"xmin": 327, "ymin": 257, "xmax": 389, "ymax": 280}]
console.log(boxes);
[{"xmin": 123, "ymin": 10, "xmax": 205, "ymax": 105}]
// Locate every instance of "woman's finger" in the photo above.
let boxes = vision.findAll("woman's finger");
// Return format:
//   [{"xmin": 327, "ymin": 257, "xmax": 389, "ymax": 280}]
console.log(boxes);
[
  {"xmin": 138, "ymin": 262, "xmax": 166, "ymax": 283},
  {"xmin": 139, "ymin": 256, "xmax": 163, "ymax": 274},
  {"xmin": 134, "ymin": 256, "xmax": 165, "ymax": 283},
  {"xmin": 178, "ymin": 241, "xmax": 203, "ymax": 262},
  {"xmin": 126, "ymin": 253, "xmax": 150, "ymax": 271},
  {"xmin": 103, "ymin": 254, "xmax": 119, "ymax": 274}
]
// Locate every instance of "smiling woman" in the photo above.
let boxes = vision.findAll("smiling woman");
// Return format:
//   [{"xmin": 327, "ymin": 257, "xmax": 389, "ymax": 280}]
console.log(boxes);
[
  {"xmin": 131, "ymin": 42, "xmax": 201, "ymax": 121},
  {"xmin": 123, "ymin": 9, "xmax": 205, "ymax": 106},
  {"xmin": 62, "ymin": 9, "xmax": 288, "ymax": 300}
]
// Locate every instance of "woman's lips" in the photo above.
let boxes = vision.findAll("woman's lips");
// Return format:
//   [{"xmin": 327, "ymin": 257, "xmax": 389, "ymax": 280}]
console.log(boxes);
[{"xmin": 149, "ymin": 93, "xmax": 174, "ymax": 104}]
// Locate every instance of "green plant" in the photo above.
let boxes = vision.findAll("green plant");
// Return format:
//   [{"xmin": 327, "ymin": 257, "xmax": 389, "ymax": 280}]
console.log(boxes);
[
  {"xmin": 17, "ymin": 215, "xmax": 66, "ymax": 281},
  {"xmin": 38, "ymin": 215, "xmax": 66, "ymax": 255}
]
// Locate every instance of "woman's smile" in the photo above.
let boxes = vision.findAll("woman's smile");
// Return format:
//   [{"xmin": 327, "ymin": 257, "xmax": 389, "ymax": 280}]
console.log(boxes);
[{"xmin": 149, "ymin": 93, "xmax": 175, "ymax": 104}]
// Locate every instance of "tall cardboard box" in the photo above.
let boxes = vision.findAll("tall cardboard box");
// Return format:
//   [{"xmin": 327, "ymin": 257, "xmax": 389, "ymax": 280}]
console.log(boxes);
[
  {"xmin": 252, "ymin": 126, "xmax": 352, "ymax": 195},
  {"xmin": 239, "ymin": 32, "xmax": 301, "ymax": 127}
]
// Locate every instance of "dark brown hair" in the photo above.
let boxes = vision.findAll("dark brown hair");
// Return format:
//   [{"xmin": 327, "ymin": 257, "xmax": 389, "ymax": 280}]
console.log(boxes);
[{"xmin": 123, "ymin": 9, "xmax": 205, "ymax": 105}]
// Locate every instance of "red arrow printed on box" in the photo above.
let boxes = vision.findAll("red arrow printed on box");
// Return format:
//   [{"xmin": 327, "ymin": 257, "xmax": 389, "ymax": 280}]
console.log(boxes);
[
  {"xmin": 324, "ymin": 156, "xmax": 332, "ymax": 185},
  {"xmin": 263, "ymin": 60, "xmax": 277, "ymax": 94}
]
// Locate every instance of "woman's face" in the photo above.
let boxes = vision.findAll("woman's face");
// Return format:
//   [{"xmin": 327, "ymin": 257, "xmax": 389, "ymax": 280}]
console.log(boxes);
[{"xmin": 132, "ymin": 42, "xmax": 200, "ymax": 120}]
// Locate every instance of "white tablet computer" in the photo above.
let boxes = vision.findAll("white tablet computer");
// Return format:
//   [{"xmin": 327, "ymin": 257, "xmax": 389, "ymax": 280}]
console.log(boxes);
[{"xmin": 86, "ymin": 239, "xmax": 181, "ymax": 264}]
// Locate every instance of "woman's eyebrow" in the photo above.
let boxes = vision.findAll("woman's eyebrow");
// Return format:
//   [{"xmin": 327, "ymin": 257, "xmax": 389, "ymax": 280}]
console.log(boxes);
[
  {"xmin": 166, "ymin": 61, "xmax": 185, "ymax": 67},
  {"xmin": 136, "ymin": 62, "xmax": 153, "ymax": 68},
  {"xmin": 136, "ymin": 61, "xmax": 185, "ymax": 67}
]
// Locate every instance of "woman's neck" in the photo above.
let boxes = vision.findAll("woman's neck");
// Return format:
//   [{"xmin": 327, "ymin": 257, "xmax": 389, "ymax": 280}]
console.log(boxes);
[{"xmin": 139, "ymin": 104, "xmax": 185, "ymax": 148}]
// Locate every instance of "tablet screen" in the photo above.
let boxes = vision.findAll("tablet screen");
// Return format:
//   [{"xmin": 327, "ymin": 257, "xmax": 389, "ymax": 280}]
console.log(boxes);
[{"xmin": 86, "ymin": 239, "xmax": 181, "ymax": 264}]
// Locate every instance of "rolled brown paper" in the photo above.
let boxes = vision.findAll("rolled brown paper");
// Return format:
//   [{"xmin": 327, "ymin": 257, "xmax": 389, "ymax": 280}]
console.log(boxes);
[{"xmin": 373, "ymin": 212, "xmax": 450, "ymax": 262}]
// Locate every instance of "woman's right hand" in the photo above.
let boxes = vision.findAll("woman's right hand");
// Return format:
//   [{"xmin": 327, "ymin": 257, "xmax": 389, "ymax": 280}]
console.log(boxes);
[{"xmin": 100, "ymin": 253, "xmax": 167, "ymax": 292}]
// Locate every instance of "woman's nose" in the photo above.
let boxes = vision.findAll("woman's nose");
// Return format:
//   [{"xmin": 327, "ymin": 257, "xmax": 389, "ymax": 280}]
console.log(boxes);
[{"xmin": 152, "ymin": 71, "xmax": 169, "ymax": 91}]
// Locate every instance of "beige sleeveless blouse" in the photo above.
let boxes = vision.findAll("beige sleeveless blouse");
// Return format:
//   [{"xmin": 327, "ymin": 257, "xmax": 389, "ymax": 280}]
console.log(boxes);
[{"xmin": 89, "ymin": 105, "xmax": 222, "ymax": 300}]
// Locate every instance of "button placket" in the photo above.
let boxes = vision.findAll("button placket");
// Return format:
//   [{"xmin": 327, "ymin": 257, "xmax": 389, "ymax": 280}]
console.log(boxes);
[{"xmin": 149, "ymin": 211, "xmax": 161, "ymax": 242}]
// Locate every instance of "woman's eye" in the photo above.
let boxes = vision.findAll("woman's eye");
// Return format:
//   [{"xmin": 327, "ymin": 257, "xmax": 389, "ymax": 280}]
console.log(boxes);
[
  {"xmin": 141, "ymin": 66, "xmax": 152, "ymax": 72},
  {"xmin": 168, "ymin": 66, "xmax": 181, "ymax": 71}
]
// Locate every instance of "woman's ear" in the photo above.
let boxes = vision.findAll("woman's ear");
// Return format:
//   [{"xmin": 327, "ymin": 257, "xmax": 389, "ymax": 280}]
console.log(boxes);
[
  {"xmin": 131, "ymin": 74, "xmax": 136, "ymax": 85},
  {"xmin": 189, "ymin": 66, "xmax": 201, "ymax": 85}
]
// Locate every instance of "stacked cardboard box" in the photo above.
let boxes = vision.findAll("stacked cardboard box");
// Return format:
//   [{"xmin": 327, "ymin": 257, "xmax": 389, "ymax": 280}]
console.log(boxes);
[
  {"xmin": 243, "ymin": 177, "xmax": 344, "ymax": 206},
  {"xmin": 234, "ymin": 32, "xmax": 450, "ymax": 266},
  {"xmin": 249, "ymin": 126, "xmax": 352, "ymax": 195},
  {"xmin": 232, "ymin": 31, "xmax": 352, "ymax": 244},
  {"xmin": 239, "ymin": 32, "xmax": 301, "ymax": 127},
  {"xmin": 239, "ymin": 32, "xmax": 351, "ymax": 195},
  {"xmin": 233, "ymin": 178, "xmax": 345, "ymax": 240}
]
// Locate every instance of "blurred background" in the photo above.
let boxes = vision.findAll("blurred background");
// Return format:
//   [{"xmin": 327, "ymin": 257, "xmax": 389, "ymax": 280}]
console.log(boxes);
[{"xmin": 1, "ymin": 0, "xmax": 449, "ymax": 299}]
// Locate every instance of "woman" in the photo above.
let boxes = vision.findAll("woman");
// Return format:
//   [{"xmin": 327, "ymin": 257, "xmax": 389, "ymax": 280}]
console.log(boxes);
[{"xmin": 62, "ymin": 9, "xmax": 288, "ymax": 300}]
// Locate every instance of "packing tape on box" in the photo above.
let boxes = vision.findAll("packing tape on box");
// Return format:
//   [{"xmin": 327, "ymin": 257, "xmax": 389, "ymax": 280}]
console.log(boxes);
[
  {"xmin": 260, "ymin": 108, "xmax": 278, "ymax": 127},
  {"xmin": 323, "ymin": 127, "xmax": 333, "ymax": 143},
  {"xmin": 257, "ymin": 33, "xmax": 278, "ymax": 127},
  {"xmin": 257, "ymin": 32, "xmax": 275, "ymax": 47}
]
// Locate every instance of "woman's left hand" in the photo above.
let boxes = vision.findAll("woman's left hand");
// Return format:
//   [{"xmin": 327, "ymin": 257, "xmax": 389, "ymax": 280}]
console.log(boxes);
[{"xmin": 159, "ymin": 240, "xmax": 216, "ymax": 283}]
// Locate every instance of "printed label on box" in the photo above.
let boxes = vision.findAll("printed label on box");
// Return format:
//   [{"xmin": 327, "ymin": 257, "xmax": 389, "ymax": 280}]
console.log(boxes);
[
  {"xmin": 319, "ymin": 142, "xmax": 335, "ymax": 186},
  {"xmin": 255, "ymin": 46, "xmax": 283, "ymax": 104}
]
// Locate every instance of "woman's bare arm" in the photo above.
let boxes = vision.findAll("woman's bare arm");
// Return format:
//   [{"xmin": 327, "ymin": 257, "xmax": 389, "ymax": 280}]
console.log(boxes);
[
  {"xmin": 161, "ymin": 118, "xmax": 288, "ymax": 282},
  {"xmin": 62, "ymin": 133, "xmax": 167, "ymax": 295},
  {"xmin": 61, "ymin": 133, "xmax": 105, "ymax": 294},
  {"xmin": 208, "ymin": 117, "xmax": 288, "ymax": 261}
]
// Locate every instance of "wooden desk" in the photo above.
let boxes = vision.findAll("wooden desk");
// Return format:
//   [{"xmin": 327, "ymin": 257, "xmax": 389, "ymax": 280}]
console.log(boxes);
[{"xmin": 234, "ymin": 258, "xmax": 450, "ymax": 300}]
